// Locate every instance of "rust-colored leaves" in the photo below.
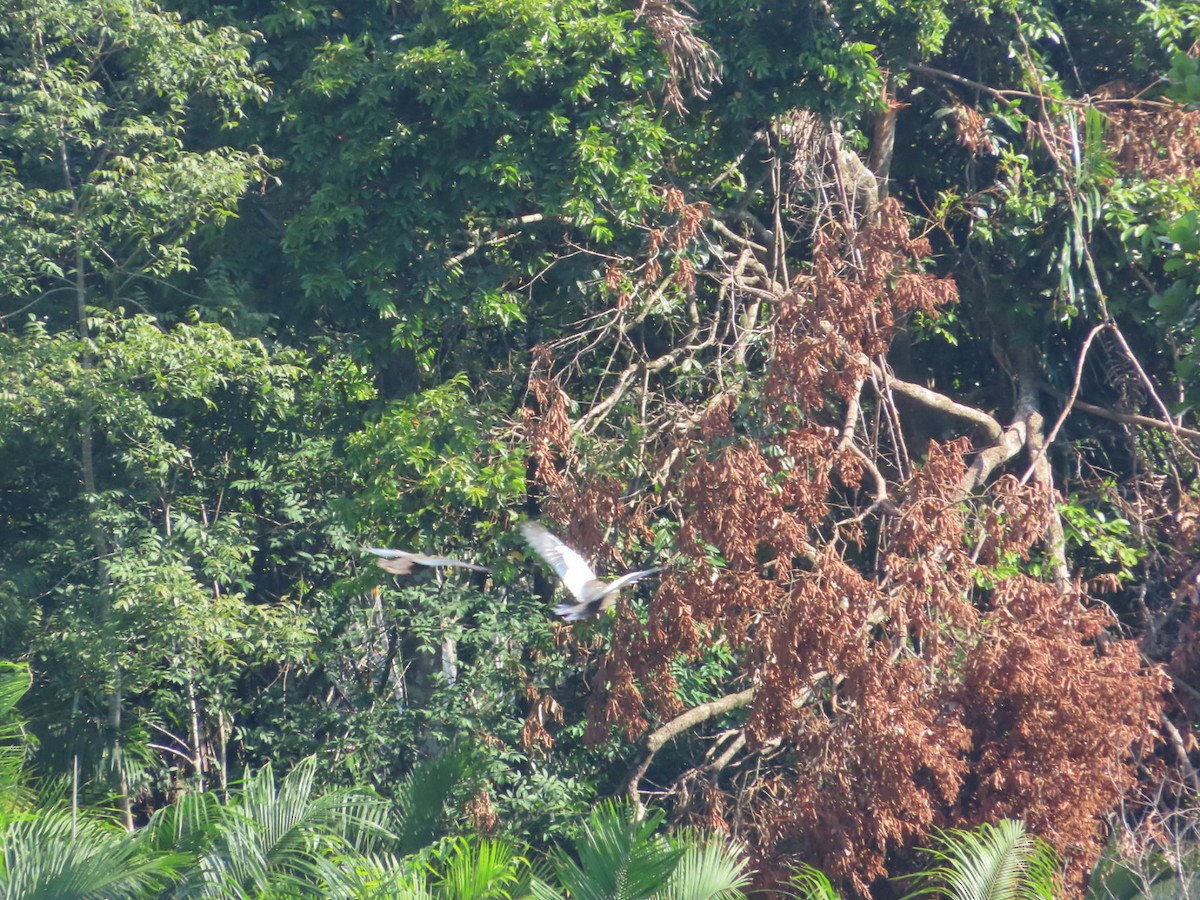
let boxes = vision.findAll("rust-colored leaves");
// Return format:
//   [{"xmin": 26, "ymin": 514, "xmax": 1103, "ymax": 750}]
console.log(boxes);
[{"xmin": 521, "ymin": 194, "xmax": 1165, "ymax": 897}]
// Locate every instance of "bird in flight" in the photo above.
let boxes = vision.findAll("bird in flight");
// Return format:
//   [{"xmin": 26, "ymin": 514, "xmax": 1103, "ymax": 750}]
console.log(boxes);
[
  {"xmin": 520, "ymin": 521, "xmax": 661, "ymax": 621},
  {"xmin": 365, "ymin": 547, "xmax": 491, "ymax": 576}
]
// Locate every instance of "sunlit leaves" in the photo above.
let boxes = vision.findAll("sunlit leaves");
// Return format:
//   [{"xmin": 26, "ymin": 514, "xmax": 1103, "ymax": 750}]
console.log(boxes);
[
  {"xmin": 0, "ymin": 0, "xmax": 270, "ymax": 315},
  {"xmin": 0, "ymin": 314, "xmax": 365, "ymax": 792}
]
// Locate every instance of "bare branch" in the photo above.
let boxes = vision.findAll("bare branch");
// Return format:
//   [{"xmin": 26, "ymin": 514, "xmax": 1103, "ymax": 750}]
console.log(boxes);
[
  {"xmin": 1046, "ymin": 392, "xmax": 1200, "ymax": 442},
  {"xmin": 627, "ymin": 687, "xmax": 756, "ymax": 808},
  {"xmin": 873, "ymin": 365, "xmax": 1004, "ymax": 441},
  {"xmin": 445, "ymin": 213, "xmax": 546, "ymax": 268},
  {"xmin": 908, "ymin": 63, "xmax": 1054, "ymax": 104},
  {"xmin": 1019, "ymin": 323, "xmax": 1105, "ymax": 487}
]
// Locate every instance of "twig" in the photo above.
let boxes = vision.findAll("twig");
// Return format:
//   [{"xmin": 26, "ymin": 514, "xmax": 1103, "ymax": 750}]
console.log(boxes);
[{"xmin": 1160, "ymin": 713, "xmax": 1200, "ymax": 795}]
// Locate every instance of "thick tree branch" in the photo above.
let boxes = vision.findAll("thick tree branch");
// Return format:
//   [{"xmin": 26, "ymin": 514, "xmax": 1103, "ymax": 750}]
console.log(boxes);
[
  {"xmin": 874, "ymin": 367, "xmax": 1004, "ymax": 442},
  {"xmin": 626, "ymin": 687, "xmax": 756, "ymax": 809},
  {"xmin": 815, "ymin": 319, "xmax": 1005, "ymax": 441}
]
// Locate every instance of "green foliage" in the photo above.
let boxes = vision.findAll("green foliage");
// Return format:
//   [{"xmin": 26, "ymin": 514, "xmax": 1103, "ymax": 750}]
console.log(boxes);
[
  {"xmin": 0, "ymin": 313, "xmax": 368, "ymax": 794},
  {"xmin": 1087, "ymin": 839, "xmax": 1177, "ymax": 900},
  {"xmin": 271, "ymin": 0, "xmax": 670, "ymax": 351},
  {"xmin": 1058, "ymin": 495, "xmax": 1145, "ymax": 581},
  {"xmin": 1, "ymin": 758, "xmax": 750, "ymax": 899},
  {"xmin": 900, "ymin": 820, "xmax": 1061, "ymax": 900},
  {"xmin": 347, "ymin": 374, "xmax": 526, "ymax": 546},
  {"xmin": 0, "ymin": 807, "xmax": 187, "ymax": 900},
  {"xmin": 0, "ymin": 0, "xmax": 269, "ymax": 319}
]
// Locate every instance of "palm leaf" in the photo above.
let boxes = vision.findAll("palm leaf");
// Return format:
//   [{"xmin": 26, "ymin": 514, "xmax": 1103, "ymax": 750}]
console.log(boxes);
[
  {"xmin": 656, "ymin": 831, "xmax": 751, "ymax": 899},
  {"xmin": 0, "ymin": 806, "xmax": 187, "ymax": 900},
  {"xmin": 393, "ymin": 746, "xmax": 476, "ymax": 855},
  {"xmin": 0, "ymin": 663, "xmax": 30, "ymax": 718},
  {"xmin": 902, "ymin": 819, "xmax": 1061, "ymax": 900},
  {"xmin": 313, "ymin": 850, "xmax": 435, "ymax": 899},
  {"xmin": 434, "ymin": 835, "xmax": 525, "ymax": 899},
  {"xmin": 544, "ymin": 800, "xmax": 683, "ymax": 900},
  {"xmin": 195, "ymin": 757, "xmax": 391, "ymax": 897},
  {"xmin": 0, "ymin": 663, "xmax": 32, "ymax": 814},
  {"xmin": 786, "ymin": 863, "xmax": 843, "ymax": 900}
]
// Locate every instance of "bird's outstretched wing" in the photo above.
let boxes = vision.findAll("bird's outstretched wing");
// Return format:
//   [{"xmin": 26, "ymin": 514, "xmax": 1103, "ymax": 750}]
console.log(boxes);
[
  {"xmin": 595, "ymin": 567, "xmax": 663, "ymax": 599},
  {"xmin": 520, "ymin": 521, "xmax": 596, "ymax": 601},
  {"xmin": 552, "ymin": 569, "xmax": 662, "ymax": 620},
  {"xmin": 365, "ymin": 547, "xmax": 490, "ymax": 575}
]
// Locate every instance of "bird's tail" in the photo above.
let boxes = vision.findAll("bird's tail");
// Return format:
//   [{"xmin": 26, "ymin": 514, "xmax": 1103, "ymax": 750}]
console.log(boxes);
[{"xmin": 552, "ymin": 601, "xmax": 592, "ymax": 622}]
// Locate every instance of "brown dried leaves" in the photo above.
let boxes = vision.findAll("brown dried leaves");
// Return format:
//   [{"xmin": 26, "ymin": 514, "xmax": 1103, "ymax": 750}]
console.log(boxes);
[
  {"xmin": 960, "ymin": 578, "xmax": 1168, "ymax": 885},
  {"xmin": 766, "ymin": 199, "xmax": 956, "ymax": 410},
  {"xmin": 522, "ymin": 195, "xmax": 1165, "ymax": 897}
]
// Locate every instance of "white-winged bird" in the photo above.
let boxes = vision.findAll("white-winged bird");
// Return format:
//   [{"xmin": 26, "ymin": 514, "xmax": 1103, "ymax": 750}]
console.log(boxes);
[
  {"xmin": 365, "ymin": 548, "xmax": 491, "ymax": 576},
  {"xmin": 520, "ymin": 521, "xmax": 661, "ymax": 621}
]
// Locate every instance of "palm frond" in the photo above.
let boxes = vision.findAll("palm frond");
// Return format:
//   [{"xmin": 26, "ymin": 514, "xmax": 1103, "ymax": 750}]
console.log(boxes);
[
  {"xmin": 0, "ymin": 663, "xmax": 32, "ymax": 813},
  {"xmin": 902, "ymin": 819, "xmax": 1061, "ymax": 900},
  {"xmin": 313, "ymin": 850, "xmax": 434, "ymax": 899},
  {"xmin": 394, "ymin": 745, "xmax": 476, "ymax": 855},
  {"xmin": 434, "ymin": 835, "xmax": 526, "ymax": 899},
  {"xmin": 0, "ymin": 663, "xmax": 30, "ymax": 718},
  {"xmin": 547, "ymin": 800, "xmax": 682, "ymax": 900},
  {"xmin": 786, "ymin": 863, "xmax": 843, "ymax": 900},
  {"xmin": 0, "ymin": 806, "xmax": 187, "ymax": 900},
  {"xmin": 191, "ymin": 757, "xmax": 391, "ymax": 898},
  {"xmin": 656, "ymin": 831, "xmax": 751, "ymax": 899}
]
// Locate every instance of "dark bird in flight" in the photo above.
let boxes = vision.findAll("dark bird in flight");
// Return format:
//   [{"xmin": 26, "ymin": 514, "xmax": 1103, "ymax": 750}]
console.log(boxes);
[
  {"xmin": 520, "ymin": 521, "xmax": 661, "ymax": 621},
  {"xmin": 365, "ymin": 547, "xmax": 491, "ymax": 576}
]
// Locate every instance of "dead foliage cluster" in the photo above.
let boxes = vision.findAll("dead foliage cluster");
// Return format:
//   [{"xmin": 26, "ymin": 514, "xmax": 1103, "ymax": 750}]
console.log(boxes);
[
  {"xmin": 523, "ymin": 190, "xmax": 1170, "ymax": 894},
  {"xmin": 635, "ymin": 0, "xmax": 721, "ymax": 115},
  {"xmin": 1099, "ymin": 95, "xmax": 1200, "ymax": 182},
  {"xmin": 947, "ymin": 100, "xmax": 998, "ymax": 157}
]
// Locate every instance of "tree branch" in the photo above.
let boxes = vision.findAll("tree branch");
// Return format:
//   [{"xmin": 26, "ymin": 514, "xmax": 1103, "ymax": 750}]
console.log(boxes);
[
  {"xmin": 1019, "ymin": 323, "xmax": 1105, "ymax": 487},
  {"xmin": 874, "ymin": 366, "xmax": 1004, "ymax": 441},
  {"xmin": 626, "ymin": 687, "xmax": 756, "ymax": 809},
  {"xmin": 1041, "ymin": 391, "xmax": 1200, "ymax": 442}
]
